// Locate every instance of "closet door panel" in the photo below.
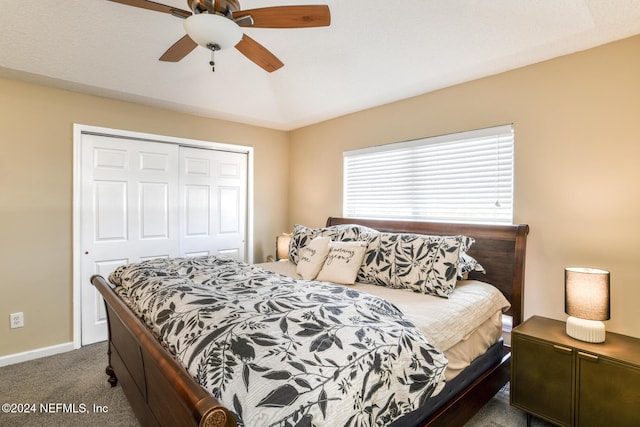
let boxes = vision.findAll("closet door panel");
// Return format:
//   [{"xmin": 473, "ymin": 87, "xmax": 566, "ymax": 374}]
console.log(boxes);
[
  {"xmin": 140, "ymin": 182, "xmax": 170, "ymax": 239},
  {"xmin": 219, "ymin": 186, "xmax": 240, "ymax": 233},
  {"xmin": 184, "ymin": 185, "xmax": 210, "ymax": 236}
]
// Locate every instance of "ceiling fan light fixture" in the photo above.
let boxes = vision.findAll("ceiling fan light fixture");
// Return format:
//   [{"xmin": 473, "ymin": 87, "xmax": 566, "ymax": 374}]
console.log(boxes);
[{"xmin": 184, "ymin": 13, "xmax": 243, "ymax": 50}]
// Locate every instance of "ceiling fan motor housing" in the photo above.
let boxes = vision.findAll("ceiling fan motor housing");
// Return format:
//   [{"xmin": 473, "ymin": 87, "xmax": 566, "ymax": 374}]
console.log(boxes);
[{"xmin": 188, "ymin": 0, "xmax": 240, "ymax": 17}]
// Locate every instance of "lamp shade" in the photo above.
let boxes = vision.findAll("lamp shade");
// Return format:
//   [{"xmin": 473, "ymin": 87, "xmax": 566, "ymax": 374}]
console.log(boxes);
[
  {"xmin": 184, "ymin": 14, "xmax": 243, "ymax": 50},
  {"xmin": 565, "ymin": 267, "xmax": 610, "ymax": 321},
  {"xmin": 276, "ymin": 234, "xmax": 292, "ymax": 261}
]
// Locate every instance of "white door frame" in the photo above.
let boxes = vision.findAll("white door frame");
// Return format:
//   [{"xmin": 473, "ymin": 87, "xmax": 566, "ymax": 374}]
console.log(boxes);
[{"xmin": 72, "ymin": 123, "xmax": 254, "ymax": 349}]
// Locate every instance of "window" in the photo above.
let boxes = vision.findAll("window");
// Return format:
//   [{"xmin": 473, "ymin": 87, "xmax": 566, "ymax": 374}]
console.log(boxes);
[{"xmin": 343, "ymin": 124, "xmax": 514, "ymax": 224}]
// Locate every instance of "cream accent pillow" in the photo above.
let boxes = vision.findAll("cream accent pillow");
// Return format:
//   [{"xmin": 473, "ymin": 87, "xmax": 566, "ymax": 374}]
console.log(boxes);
[
  {"xmin": 296, "ymin": 236, "xmax": 331, "ymax": 280},
  {"xmin": 316, "ymin": 241, "xmax": 367, "ymax": 285}
]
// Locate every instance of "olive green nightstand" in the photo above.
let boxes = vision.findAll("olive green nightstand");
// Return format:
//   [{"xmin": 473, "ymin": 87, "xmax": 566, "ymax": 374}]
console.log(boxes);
[{"xmin": 510, "ymin": 315, "xmax": 640, "ymax": 427}]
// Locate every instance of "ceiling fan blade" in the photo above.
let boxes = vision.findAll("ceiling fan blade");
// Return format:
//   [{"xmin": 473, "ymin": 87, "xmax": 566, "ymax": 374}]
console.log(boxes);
[
  {"xmin": 108, "ymin": 0, "xmax": 191, "ymax": 18},
  {"xmin": 159, "ymin": 35, "xmax": 198, "ymax": 62},
  {"xmin": 232, "ymin": 5, "xmax": 330, "ymax": 28},
  {"xmin": 235, "ymin": 34, "xmax": 284, "ymax": 72}
]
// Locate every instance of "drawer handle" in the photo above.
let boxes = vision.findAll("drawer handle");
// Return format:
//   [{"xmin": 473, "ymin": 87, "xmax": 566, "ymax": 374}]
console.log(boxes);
[
  {"xmin": 553, "ymin": 345, "xmax": 572, "ymax": 353},
  {"xmin": 578, "ymin": 351, "xmax": 599, "ymax": 361}
]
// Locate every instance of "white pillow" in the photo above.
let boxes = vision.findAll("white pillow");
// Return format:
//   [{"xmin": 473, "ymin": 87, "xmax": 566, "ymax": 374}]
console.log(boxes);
[
  {"xmin": 316, "ymin": 241, "xmax": 367, "ymax": 285},
  {"xmin": 296, "ymin": 236, "xmax": 331, "ymax": 280}
]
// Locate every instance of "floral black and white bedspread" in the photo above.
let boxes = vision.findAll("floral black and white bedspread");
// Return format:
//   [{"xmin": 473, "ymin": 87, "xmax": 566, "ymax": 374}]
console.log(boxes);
[{"xmin": 109, "ymin": 256, "xmax": 447, "ymax": 427}]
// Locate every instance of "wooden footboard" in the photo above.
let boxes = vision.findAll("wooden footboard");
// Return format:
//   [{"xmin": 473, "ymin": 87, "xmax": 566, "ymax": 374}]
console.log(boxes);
[
  {"xmin": 92, "ymin": 218, "xmax": 528, "ymax": 427},
  {"xmin": 91, "ymin": 274, "xmax": 237, "ymax": 427}
]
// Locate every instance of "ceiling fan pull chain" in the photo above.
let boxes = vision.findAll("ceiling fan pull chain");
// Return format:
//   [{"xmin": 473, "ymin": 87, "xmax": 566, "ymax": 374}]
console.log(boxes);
[{"xmin": 206, "ymin": 42, "xmax": 220, "ymax": 72}]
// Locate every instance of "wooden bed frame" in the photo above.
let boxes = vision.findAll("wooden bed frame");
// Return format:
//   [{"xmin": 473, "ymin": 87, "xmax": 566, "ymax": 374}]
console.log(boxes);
[{"xmin": 91, "ymin": 217, "xmax": 529, "ymax": 427}]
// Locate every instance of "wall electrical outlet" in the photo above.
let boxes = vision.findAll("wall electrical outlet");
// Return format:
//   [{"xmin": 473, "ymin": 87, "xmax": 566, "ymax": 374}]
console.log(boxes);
[{"xmin": 10, "ymin": 312, "xmax": 24, "ymax": 329}]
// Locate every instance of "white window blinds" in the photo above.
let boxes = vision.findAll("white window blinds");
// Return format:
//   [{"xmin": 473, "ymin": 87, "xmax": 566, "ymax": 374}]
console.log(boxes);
[{"xmin": 343, "ymin": 124, "xmax": 514, "ymax": 224}]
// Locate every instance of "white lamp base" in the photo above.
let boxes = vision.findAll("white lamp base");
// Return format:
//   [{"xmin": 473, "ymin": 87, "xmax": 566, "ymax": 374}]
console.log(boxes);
[{"xmin": 566, "ymin": 316, "xmax": 606, "ymax": 343}]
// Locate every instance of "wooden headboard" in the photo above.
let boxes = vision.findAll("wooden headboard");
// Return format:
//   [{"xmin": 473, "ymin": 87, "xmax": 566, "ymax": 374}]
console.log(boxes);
[{"xmin": 326, "ymin": 217, "xmax": 530, "ymax": 326}]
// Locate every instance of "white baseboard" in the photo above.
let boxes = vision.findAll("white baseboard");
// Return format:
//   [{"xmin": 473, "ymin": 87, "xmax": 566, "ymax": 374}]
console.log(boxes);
[{"xmin": 0, "ymin": 342, "xmax": 75, "ymax": 368}]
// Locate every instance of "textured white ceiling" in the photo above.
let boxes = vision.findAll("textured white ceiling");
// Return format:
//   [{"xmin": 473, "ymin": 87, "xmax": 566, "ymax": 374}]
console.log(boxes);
[{"xmin": 1, "ymin": 0, "xmax": 640, "ymax": 130}]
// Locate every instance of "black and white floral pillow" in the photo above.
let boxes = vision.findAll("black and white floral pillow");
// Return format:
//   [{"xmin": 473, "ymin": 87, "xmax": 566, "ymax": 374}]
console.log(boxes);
[
  {"xmin": 358, "ymin": 232, "xmax": 467, "ymax": 298},
  {"xmin": 458, "ymin": 252, "xmax": 485, "ymax": 279},
  {"xmin": 288, "ymin": 223, "xmax": 378, "ymax": 264}
]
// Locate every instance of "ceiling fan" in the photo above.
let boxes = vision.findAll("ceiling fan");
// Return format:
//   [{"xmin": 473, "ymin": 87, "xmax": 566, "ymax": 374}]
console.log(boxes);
[{"xmin": 109, "ymin": 0, "xmax": 331, "ymax": 72}]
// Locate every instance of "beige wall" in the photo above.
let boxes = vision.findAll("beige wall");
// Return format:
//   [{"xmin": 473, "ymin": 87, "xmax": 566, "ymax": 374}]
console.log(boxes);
[
  {"xmin": 289, "ymin": 35, "xmax": 640, "ymax": 339},
  {"xmin": 0, "ymin": 79, "xmax": 289, "ymax": 356}
]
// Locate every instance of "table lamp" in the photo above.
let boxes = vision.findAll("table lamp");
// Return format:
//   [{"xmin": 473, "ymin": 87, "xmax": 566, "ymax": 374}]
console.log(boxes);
[{"xmin": 564, "ymin": 267, "xmax": 610, "ymax": 343}]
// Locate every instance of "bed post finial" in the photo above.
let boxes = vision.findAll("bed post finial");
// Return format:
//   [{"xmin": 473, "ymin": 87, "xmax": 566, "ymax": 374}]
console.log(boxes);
[{"xmin": 200, "ymin": 406, "xmax": 233, "ymax": 427}]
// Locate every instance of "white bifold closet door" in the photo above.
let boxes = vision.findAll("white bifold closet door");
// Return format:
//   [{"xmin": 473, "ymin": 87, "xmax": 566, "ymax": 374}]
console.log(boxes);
[{"xmin": 80, "ymin": 134, "xmax": 247, "ymax": 345}]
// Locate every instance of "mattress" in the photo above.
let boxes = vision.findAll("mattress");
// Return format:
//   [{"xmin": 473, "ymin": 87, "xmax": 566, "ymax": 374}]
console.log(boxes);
[{"xmin": 257, "ymin": 260, "xmax": 509, "ymax": 380}]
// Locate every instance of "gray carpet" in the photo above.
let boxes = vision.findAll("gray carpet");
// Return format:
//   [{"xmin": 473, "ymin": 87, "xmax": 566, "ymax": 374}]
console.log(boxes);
[
  {"xmin": 0, "ymin": 343, "xmax": 137, "ymax": 427},
  {"xmin": 464, "ymin": 384, "xmax": 554, "ymax": 427},
  {"xmin": 0, "ymin": 343, "xmax": 553, "ymax": 426}
]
